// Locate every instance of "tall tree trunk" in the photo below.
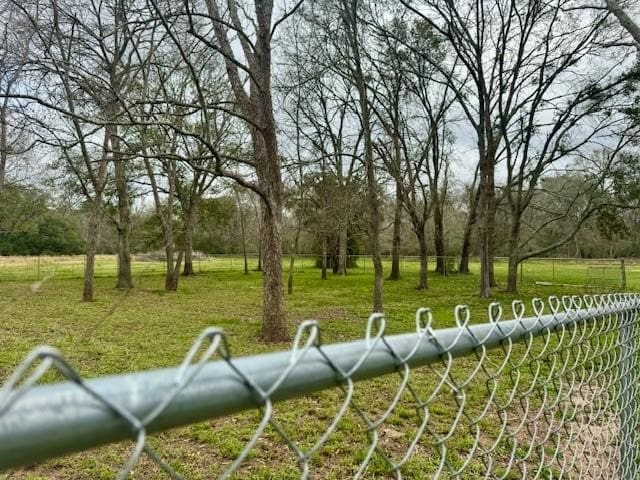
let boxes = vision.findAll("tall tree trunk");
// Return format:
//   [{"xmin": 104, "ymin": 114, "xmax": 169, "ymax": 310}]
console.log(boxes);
[
  {"xmin": 478, "ymin": 153, "xmax": 496, "ymax": 298},
  {"xmin": 337, "ymin": 224, "xmax": 348, "ymax": 275},
  {"xmin": 254, "ymin": 200, "xmax": 263, "ymax": 272},
  {"xmin": 254, "ymin": 126, "xmax": 288, "ymax": 342},
  {"xmin": 256, "ymin": 236, "xmax": 263, "ymax": 272},
  {"xmin": 489, "ymin": 251, "xmax": 497, "ymax": 288},
  {"xmin": 143, "ymin": 156, "xmax": 181, "ymax": 293},
  {"xmin": 388, "ymin": 180, "xmax": 402, "ymax": 280},
  {"xmin": 173, "ymin": 251, "xmax": 183, "ymax": 287},
  {"xmin": 488, "ymin": 198, "xmax": 498, "ymax": 289},
  {"xmin": 478, "ymin": 205, "xmax": 491, "ymax": 297},
  {"xmin": 165, "ymin": 243, "xmax": 175, "ymax": 290},
  {"xmin": 367, "ymin": 162, "xmax": 384, "ymax": 313},
  {"xmin": 163, "ymin": 216, "xmax": 183, "ymax": 292},
  {"xmin": 182, "ymin": 225, "xmax": 195, "ymax": 276},
  {"xmin": 260, "ymin": 198, "xmax": 286, "ymax": 340},
  {"xmin": 113, "ymin": 136, "xmax": 133, "ymax": 289},
  {"xmin": 205, "ymin": 0, "xmax": 285, "ymax": 341},
  {"xmin": 331, "ymin": 243, "xmax": 339, "ymax": 274},
  {"xmin": 116, "ymin": 220, "xmax": 133, "ymax": 288},
  {"xmin": 236, "ymin": 193, "xmax": 248, "ymax": 275},
  {"xmin": 161, "ymin": 222, "xmax": 180, "ymax": 293},
  {"xmin": 416, "ymin": 224, "xmax": 428, "ymax": 290},
  {"xmin": 165, "ymin": 246, "xmax": 183, "ymax": 292},
  {"xmin": 458, "ymin": 225, "xmax": 472, "ymax": 274},
  {"xmin": 106, "ymin": 47, "xmax": 133, "ymax": 290},
  {"xmin": 182, "ymin": 203, "xmax": 198, "ymax": 276},
  {"xmin": 287, "ymin": 254, "xmax": 294, "ymax": 294},
  {"xmin": 243, "ymin": 241, "xmax": 249, "ymax": 275},
  {"xmin": 458, "ymin": 186, "xmax": 481, "ymax": 274},
  {"xmin": 506, "ymin": 255, "xmax": 519, "ymax": 294},
  {"xmin": 83, "ymin": 198, "xmax": 102, "ymax": 302},
  {"xmin": 488, "ymin": 195, "xmax": 498, "ymax": 288},
  {"xmin": 321, "ymin": 236, "xmax": 328, "ymax": 280},
  {"xmin": 0, "ymin": 106, "xmax": 7, "ymax": 193},
  {"xmin": 506, "ymin": 214, "xmax": 522, "ymax": 293},
  {"xmin": 342, "ymin": 0, "xmax": 383, "ymax": 313},
  {"xmin": 287, "ymin": 220, "xmax": 301, "ymax": 294},
  {"xmin": 433, "ymin": 202, "xmax": 446, "ymax": 275}
]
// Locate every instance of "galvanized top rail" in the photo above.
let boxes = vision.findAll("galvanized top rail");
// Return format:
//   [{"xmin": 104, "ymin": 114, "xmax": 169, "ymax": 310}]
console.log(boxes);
[{"xmin": 1, "ymin": 293, "xmax": 639, "ymax": 478}]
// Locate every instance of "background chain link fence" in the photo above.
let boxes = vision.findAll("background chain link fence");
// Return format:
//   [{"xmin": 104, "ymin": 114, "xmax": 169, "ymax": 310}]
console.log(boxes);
[
  {"xmin": 1, "ymin": 293, "xmax": 639, "ymax": 478},
  {"xmin": 0, "ymin": 254, "xmax": 633, "ymax": 290}
]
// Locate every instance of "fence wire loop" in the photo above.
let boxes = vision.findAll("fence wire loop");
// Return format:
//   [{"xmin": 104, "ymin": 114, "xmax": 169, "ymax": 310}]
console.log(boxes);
[
  {"xmin": 415, "ymin": 307, "xmax": 433, "ymax": 333},
  {"xmin": 1, "ymin": 293, "xmax": 639, "ymax": 479}
]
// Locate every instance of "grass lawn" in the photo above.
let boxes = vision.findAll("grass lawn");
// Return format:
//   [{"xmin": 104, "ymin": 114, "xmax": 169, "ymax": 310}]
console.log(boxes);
[{"xmin": 0, "ymin": 259, "xmax": 634, "ymax": 479}]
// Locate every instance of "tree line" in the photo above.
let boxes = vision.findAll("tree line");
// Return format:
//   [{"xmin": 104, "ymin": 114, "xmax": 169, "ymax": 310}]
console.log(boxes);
[{"xmin": 1, "ymin": 0, "xmax": 639, "ymax": 341}]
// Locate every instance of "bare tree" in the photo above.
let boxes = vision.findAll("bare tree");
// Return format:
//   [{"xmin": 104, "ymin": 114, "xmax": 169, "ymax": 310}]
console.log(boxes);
[
  {"xmin": 146, "ymin": 0, "xmax": 305, "ymax": 340},
  {"xmin": 397, "ymin": 0, "xmax": 501, "ymax": 296},
  {"xmin": 143, "ymin": 153, "xmax": 183, "ymax": 290},
  {"xmin": 296, "ymin": 80, "xmax": 363, "ymax": 277},
  {"xmin": 131, "ymin": 30, "xmax": 220, "ymax": 291},
  {"xmin": 14, "ymin": 0, "xmax": 114, "ymax": 301},
  {"xmin": 281, "ymin": 90, "xmax": 307, "ymax": 293},
  {"xmin": 338, "ymin": 0, "xmax": 384, "ymax": 311},
  {"xmin": 504, "ymin": 136, "xmax": 638, "ymax": 291},
  {"xmin": 176, "ymin": 146, "xmax": 219, "ymax": 277},
  {"xmin": 279, "ymin": 22, "xmax": 313, "ymax": 292},
  {"xmin": 458, "ymin": 175, "xmax": 480, "ymax": 274},
  {"xmin": 107, "ymin": 0, "xmax": 141, "ymax": 290},
  {"xmin": 368, "ymin": 18, "xmax": 406, "ymax": 282},
  {"xmin": 407, "ymin": 91, "xmax": 453, "ymax": 279},
  {"xmin": 478, "ymin": 0, "xmax": 636, "ymax": 292},
  {"xmin": 398, "ymin": 0, "xmax": 630, "ymax": 297},
  {"xmin": 175, "ymin": 93, "xmax": 233, "ymax": 277},
  {"xmin": 205, "ymin": 0, "xmax": 291, "ymax": 339},
  {"xmin": 7, "ymin": 0, "xmax": 160, "ymax": 296},
  {"xmin": 371, "ymin": 15, "xmax": 454, "ymax": 287},
  {"xmin": 0, "ymin": 3, "xmax": 31, "ymax": 193},
  {"xmin": 280, "ymin": 8, "xmax": 368, "ymax": 278}
]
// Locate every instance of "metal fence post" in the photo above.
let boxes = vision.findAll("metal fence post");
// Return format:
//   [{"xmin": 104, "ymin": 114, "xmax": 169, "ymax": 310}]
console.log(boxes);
[{"xmin": 619, "ymin": 303, "xmax": 640, "ymax": 479}]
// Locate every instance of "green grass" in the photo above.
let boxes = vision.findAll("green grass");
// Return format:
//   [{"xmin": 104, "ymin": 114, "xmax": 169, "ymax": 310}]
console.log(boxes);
[{"xmin": 0, "ymin": 258, "xmax": 633, "ymax": 479}]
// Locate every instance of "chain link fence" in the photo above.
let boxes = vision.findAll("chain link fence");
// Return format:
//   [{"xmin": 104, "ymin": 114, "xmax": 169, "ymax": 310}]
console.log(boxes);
[
  {"xmin": 1, "ymin": 293, "xmax": 639, "ymax": 478},
  {"xmin": 0, "ymin": 254, "xmax": 636, "ymax": 290}
]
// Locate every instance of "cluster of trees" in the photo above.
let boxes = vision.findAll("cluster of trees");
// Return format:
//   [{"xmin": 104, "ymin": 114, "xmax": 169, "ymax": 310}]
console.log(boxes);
[
  {"xmin": 1, "ymin": 0, "xmax": 639, "ymax": 341},
  {"xmin": 0, "ymin": 185, "xmax": 84, "ymax": 255}
]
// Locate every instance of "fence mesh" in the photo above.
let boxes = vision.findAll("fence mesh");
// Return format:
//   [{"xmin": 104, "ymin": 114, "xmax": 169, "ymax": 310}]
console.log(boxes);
[{"xmin": 1, "ymin": 293, "xmax": 639, "ymax": 479}]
